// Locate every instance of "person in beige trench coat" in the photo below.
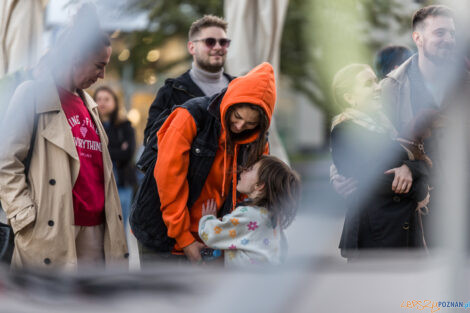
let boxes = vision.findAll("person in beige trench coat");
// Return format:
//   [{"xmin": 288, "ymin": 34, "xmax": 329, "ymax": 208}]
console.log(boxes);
[{"xmin": 0, "ymin": 6, "xmax": 128, "ymax": 270}]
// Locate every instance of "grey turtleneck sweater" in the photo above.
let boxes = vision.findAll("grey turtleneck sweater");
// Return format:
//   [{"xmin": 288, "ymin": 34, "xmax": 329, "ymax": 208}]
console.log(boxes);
[{"xmin": 189, "ymin": 62, "xmax": 230, "ymax": 96}]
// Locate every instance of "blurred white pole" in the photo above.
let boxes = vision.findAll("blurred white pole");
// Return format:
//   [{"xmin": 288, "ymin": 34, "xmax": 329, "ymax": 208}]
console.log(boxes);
[
  {"xmin": 224, "ymin": 0, "xmax": 290, "ymax": 165},
  {"xmin": 0, "ymin": 0, "xmax": 48, "ymax": 77},
  {"xmin": 436, "ymin": 0, "xmax": 470, "ymax": 300},
  {"xmin": 436, "ymin": 97, "xmax": 469, "ymax": 300}
]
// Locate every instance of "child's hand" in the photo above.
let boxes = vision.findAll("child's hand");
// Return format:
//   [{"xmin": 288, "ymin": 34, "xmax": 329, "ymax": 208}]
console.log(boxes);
[{"xmin": 202, "ymin": 199, "xmax": 217, "ymax": 216}]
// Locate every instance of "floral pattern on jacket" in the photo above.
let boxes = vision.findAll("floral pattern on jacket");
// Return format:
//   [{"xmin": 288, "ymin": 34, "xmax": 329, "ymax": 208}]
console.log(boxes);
[{"xmin": 198, "ymin": 205, "xmax": 286, "ymax": 266}]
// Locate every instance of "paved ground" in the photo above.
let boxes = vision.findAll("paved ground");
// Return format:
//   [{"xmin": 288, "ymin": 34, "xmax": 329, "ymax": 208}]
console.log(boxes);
[{"xmin": 287, "ymin": 153, "xmax": 346, "ymax": 261}]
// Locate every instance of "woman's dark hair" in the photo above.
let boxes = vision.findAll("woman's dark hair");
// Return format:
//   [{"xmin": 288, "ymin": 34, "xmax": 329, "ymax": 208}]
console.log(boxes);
[
  {"xmin": 224, "ymin": 103, "xmax": 270, "ymax": 167},
  {"xmin": 412, "ymin": 5, "xmax": 453, "ymax": 31},
  {"xmin": 93, "ymin": 86, "xmax": 122, "ymax": 125},
  {"xmin": 249, "ymin": 155, "xmax": 301, "ymax": 229}
]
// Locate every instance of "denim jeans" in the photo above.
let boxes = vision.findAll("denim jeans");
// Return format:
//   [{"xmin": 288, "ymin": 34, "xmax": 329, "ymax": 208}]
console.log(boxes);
[{"xmin": 118, "ymin": 186, "xmax": 133, "ymax": 230}]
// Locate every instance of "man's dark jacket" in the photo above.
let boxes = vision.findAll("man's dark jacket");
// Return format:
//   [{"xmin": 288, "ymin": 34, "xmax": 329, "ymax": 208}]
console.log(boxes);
[{"xmin": 143, "ymin": 70, "xmax": 234, "ymax": 145}]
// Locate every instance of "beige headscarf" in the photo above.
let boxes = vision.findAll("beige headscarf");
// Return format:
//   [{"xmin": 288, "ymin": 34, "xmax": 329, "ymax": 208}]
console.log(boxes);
[{"xmin": 331, "ymin": 108, "xmax": 398, "ymax": 139}]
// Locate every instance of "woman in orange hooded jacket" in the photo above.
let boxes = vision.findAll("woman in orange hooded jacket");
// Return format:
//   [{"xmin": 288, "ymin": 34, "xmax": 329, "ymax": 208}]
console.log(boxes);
[{"xmin": 151, "ymin": 62, "xmax": 276, "ymax": 263}]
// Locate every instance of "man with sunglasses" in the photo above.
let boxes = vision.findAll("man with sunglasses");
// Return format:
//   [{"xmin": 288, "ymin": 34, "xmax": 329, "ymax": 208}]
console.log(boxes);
[
  {"xmin": 143, "ymin": 15, "xmax": 234, "ymax": 144},
  {"xmin": 137, "ymin": 15, "xmax": 234, "ymax": 264}
]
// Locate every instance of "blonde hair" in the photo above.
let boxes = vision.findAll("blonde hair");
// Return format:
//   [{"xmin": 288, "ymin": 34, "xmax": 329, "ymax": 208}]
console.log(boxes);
[{"xmin": 331, "ymin": 64, "xmax": 371, "ymax": 111}]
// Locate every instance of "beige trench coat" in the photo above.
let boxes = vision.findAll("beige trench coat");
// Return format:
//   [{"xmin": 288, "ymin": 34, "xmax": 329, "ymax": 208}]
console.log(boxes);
[{"xmin": 0, "ymin": 74, "xmax": 128, "ymax": 270}]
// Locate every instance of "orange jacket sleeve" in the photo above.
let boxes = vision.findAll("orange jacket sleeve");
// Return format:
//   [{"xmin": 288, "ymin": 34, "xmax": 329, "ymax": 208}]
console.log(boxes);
[{"xmin": 154, "ymin": 108, "xmax": 197, "ymax": 248}]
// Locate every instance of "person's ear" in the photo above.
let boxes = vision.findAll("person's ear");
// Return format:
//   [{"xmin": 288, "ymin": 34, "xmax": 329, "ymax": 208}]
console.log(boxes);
[
  {"xmin": 343, "ymin": 92, "xmax": 355, "ymax": 106},
  {"xmin": 412, "ymin": 31, "xmax": 423, "ymax": 48},
  {"xmin": 187, "ymin": 40, "xmax": 196, "ymax": 56},
  {"xmin": 254, "ymin": 182, "xmax": 265, "ymax": 193}
]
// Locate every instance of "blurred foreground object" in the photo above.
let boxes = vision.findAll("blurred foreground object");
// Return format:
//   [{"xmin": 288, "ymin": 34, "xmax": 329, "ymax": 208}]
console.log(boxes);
[
  {"xmin": 0, "ymin": 253, "xmax": 463, "ymax": 313},
  {"xmin": 224, "ymin": 0, "xmax": 290, "ymax": 165},
  {"xmin": 0, "ymin": 0, "xmax": 48, "ymax": 77}
]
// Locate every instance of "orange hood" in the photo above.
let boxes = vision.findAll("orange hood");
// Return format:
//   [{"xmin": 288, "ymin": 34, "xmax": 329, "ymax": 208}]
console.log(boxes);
[
  {"xmin": 218, "ymin": 62, "xmax": 276, "ymax": 209},
  {"xmin": 220, "ymin": 62, "xmax": 276, "ymax": 138}
]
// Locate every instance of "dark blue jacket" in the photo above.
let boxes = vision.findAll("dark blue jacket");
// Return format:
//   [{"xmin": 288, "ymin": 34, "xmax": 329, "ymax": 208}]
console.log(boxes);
[{"xmin": 143, "ymin": 70, "xmax": 233, "ymax": 145}]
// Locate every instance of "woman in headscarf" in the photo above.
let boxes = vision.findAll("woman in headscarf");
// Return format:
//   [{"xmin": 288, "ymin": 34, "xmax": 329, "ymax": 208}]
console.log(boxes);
[{"xmin": 330, "ymin": 64, "xmax": 430, "ymax": 260}]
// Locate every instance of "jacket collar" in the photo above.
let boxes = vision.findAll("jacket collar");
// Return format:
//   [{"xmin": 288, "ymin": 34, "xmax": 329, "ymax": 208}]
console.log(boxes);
[
  {"xmin": 386, "ymin": 53, "xmax": 415, "ymax": 84},
  {"xmin": 33, "ymin": 71, "xmax": 102, "ymax": 162},
  {"xmin": 223, "ymin": 72, "xmax": 235, "ymax": 82},
  {"xmin": 207, "ymin": 89, "xmax": 226, "ymax": 120},
  {"xmin": 171, "ymin": 69, "xmax": 235, "ymax": 97},
  {"xmin": 34, "ymin": 71, "xmax": 98, "ymax": 114},
  {"xmin": 172, "ymin": 70, "xmax": 205, "ymax": 97},
  {"xmin": 78, "ymin": 89, "xmax": 99, "ymax": 111}
]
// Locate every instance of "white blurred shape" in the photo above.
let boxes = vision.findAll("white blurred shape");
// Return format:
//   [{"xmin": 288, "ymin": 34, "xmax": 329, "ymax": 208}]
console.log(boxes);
[
  {"xmin": 0, "ymin": 0, "xmax": 48, "ymax": 77},
  {"xmin": 224, "ymin": 0, "xmax": 290, "ymax": 165}
]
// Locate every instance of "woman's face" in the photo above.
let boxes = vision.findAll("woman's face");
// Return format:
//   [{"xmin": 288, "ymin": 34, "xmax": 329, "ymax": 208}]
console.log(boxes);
[
  {"xmin": 96, "ymin": 90, "xmax": 116, "ymax": 117},
  {"xmin": 236, "ymin": 160, "xmax": 262, "ymax": 196},
  {"xmin": 72, "ymin": 46, "xmax": 112, "ymax": 90},
  {"xmin": 229, "ymin": 105, "xmax": 260, "ymax": 134},
  {"xmin": 346, "ymin": 68, "xmax": 381, "ymax": 112}
]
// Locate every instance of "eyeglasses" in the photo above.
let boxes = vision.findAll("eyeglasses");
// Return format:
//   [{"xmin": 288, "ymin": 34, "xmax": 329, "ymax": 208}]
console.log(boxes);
[{"xmin": 192, "ymin": 37, "xmax": 231, "ymax": 48}]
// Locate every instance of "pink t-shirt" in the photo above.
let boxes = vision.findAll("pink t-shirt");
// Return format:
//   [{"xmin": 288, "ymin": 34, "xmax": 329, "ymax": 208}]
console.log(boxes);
[{"xmin": 58, "ymin": 87, "xmax": 105, "ymax": 226}]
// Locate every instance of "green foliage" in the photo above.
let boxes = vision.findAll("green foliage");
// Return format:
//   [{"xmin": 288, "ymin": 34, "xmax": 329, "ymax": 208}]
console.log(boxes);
[
  {"xmin": 280, "ymin": 0, "xmax": 331, "ymax": 115},
  {"xmin": 283, "ymin": 0, "xmax": 425, "ymax": 118},
  {"xmin": 128, "ymin": 0, "xmax": 223, "ymax": 38},
  {"xmin": 114, "ymin": 1, "xmax": 223, "ymax": 81}
]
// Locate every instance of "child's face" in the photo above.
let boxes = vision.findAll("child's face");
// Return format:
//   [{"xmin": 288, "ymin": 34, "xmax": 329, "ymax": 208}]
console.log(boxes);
[{"xmin": 237, "ymin": 160, "xmax": 262, "ymax": 196}]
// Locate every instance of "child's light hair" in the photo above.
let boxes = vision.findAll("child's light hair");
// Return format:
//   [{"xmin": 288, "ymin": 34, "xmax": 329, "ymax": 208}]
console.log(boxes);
[{"xmin": 249, "ymin": 155, "xmax": 301, "ymax": 229}]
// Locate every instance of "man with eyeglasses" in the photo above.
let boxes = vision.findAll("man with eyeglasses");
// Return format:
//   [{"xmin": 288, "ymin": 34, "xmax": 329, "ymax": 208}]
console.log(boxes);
[{"xmin": 143, "ymin": 15, "xmax": 234, "ymax": 144}]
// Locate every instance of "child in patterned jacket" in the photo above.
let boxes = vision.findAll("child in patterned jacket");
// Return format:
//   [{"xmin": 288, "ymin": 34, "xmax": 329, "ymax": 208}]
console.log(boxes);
[{"xmin": 198, "ymin": 155, "xmax": 301, "ymax": 266}]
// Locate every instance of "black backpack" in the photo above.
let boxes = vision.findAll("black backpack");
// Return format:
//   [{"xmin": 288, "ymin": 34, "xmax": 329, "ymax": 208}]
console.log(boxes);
[
  {"xmin": 130, "ymin": 92, "xmax": 237, "ymax": 253},
  {"xmin": 130, "ymin": 93, "xmax": 220, "ymax": 252},
  {"xmin": 129, "ymin": 105, "xmax": 176, "ymax": 252}
]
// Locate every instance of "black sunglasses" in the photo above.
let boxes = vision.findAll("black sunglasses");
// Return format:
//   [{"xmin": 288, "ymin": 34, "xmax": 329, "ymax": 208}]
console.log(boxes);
[{"xmin": 193, "ymin": 37, "xmax": 231, "ymax": 48}]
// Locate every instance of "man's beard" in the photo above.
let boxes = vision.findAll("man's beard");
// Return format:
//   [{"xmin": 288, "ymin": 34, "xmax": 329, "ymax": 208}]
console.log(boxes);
[
  {"xmin": 195, "ymin": 55, "xmax": 225, "ymax": 73},
  {"xmin": 423, "ymin": 43, "xmax": 455, "ymax": 66}
]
